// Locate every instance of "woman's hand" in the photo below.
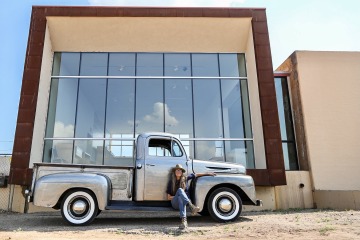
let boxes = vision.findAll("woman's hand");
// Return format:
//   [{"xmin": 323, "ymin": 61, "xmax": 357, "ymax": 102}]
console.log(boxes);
[
  {"xmin": 167, "ymin": 194, "xmax": 174, "ymax": 200},
  {"xmin": 195, "ymin": 172, "xmax": 217, "ymax": 178}
]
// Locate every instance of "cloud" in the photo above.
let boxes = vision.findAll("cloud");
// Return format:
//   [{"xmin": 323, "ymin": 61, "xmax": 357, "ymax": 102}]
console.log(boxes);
[
  {"xmin": 54, "ymin": 122, "xmax": 74, "ymax": 138},
  {"xmin": 144, "ymin": 102, "xmax": 178, "ymax": 127},
  {"xmin": 88, "ymin": 0, "xmax": 246, "ymax": 7}
]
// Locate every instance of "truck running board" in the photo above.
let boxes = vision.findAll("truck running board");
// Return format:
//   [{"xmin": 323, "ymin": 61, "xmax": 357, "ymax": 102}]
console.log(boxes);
[{"xmin": 105, "ymin": 200, "xmax": 175, "ymax": 211}]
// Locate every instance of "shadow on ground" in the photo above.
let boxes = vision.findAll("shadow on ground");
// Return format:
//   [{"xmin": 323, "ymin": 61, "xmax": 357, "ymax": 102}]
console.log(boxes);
[{"xmin": 0, "ymin": 211, "xmax": 253, "ymax": 233}]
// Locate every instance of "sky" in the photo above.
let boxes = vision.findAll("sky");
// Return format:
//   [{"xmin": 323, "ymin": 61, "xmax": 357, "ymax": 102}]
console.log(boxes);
[{"xmin": 0, "ymin": 0, "xmax": 359, "ymax": 154}]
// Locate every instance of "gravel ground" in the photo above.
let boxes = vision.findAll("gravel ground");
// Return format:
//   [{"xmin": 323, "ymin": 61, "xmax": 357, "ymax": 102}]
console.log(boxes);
[{"xmin": 0, "ymin": 209, "xmax": 360, "ymax": 240}]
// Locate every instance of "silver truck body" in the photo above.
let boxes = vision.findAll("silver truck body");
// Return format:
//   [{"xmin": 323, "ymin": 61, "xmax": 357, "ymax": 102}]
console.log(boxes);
[
  {"xmin": 28, "ymin": 132, "xmax": 261, "ymax": 225},
  {"xmin": 31, "ymin": 165, "xmax": 133, "ymax": 210}
]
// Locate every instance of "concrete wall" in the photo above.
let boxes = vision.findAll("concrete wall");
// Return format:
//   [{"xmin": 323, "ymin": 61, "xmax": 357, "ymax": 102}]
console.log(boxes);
[
  {"xmin": 277, "ymin": 51, "xmax": 360, "ymax": 210},
  {"xmin": 244, "ymin": 171, "xmax": 314, "ymax": 211},
  {"xmin": 275, "ymin": 171, "xmax": 313, "ymax": 209}
]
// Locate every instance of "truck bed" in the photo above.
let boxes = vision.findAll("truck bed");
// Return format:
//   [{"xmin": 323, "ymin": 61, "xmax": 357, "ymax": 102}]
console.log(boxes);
[{"xmin": 32, "ymin": 163, "xmax": 134, "ymax": 201}]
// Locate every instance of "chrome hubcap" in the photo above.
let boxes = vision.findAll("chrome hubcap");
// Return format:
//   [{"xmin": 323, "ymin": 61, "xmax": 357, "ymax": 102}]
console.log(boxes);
[
  {"xmin": 72, "ymin": 200, "xmax": 87, "ymax": 214},
  {"xmin": 218, "ymin": 198, "xmax": 232, "ymax": 212}
]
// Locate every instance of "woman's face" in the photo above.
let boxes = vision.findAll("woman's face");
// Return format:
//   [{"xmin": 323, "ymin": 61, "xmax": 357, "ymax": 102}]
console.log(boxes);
[{"xmin": 175, "ymin": 169, "xmax": 183, "ymax": 178}]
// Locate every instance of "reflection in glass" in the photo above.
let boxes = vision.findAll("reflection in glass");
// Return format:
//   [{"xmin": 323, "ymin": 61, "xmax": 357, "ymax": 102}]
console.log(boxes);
[
  {"xmin": 225, "ymin": 141, "xmax": 254, "ymax": 168},
  {"xmin": 282, "ymin": 142, "xmax": 298, "ymax": 170},
  {"xmin": 193, "ymin": 79, "xmax": 222, "ymax": 138},
  {"xmin": 75, "ymin": 78, "xmax": 106, "ymax": 138},
  {"xmin": 148, "ymin": 139, "xmax": 171, "ymax": 157},
  {"xmin": 104, "ymin": 137, "xmax": 134, "ymax": 166},
  {"xmin": 52, "ymin": 52, "xmax": 80, "ymax": 76},
  {"xmin": 275, "ymin": 78, "xmax": 295, "ymax": 141},
  {"xmin": 73, "ymin": 140, "xmax": 104, "ymax": 165},
  {"xmin": 221, "ymin": 80, "xmax": 244, "ymax": 138},
  {"xmin": 80, "ymin": 53, "xmax": 108, "ymax": 76},
  {"xmin": 137, "ymin": 53, "xmax": 163, "ymax": 76},
  {"xmin": 195, "ymin": 141, "xmax": 224, "ymax": 161},
  {"xmin": 104, "ymin": 79, "xmax": 135, "ymax": 166},
  {"xmin": 43, "ymin": 140, "xmax": 73, "ymax": 164},
  {"xmin": 136, "ymin": 79, "xmax": 164, "ymax": 133},
  {"xmin": 109, "ymin": 53, "xmax": 135, "ymax": 76},
  {"xmin": 192, "ymin": 54, "xmax": 219, "ymax": 77},
  {"xmin": 219, "ymin": 54, "xmax": 239, "ymax": 77},
  {"xmin": 165, "ymin": 79, "xmax": 193, "ymax": 137},
  {"xmin": 241, "ymin": 80, "xmax": 253, "ymax": 138},
  {"xmin": 46, "ymin": 52, "xmax": 255, "ymax": 168},
  {"xmin": 275, "ymin": 77, "xmax": 298, "ymax": 170},
  {"xmin": 105, "ymin": 79, "xmax": 135, "ymax": 137},
  {"xmin": 172, "ymin": 141, "xmax": 183, "ymax": 157},
  {"xmin": 237, "ymin": 54, "xmax": 247, "ymax": 77},
  {"xmin": 45, "ymin": 78, "xmax": 78, "ymax": 138},
  {"xmin": 177, "ymin": 136, "xmax": 193, "ymax": 159},
  {"xmin": 164, "ymin": 54, "xmax": 191, "ymax": 76}
]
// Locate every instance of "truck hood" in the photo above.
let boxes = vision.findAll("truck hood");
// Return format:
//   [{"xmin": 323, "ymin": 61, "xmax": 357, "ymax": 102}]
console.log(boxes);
[{"xmin": 191, "ymin": 159, "xmax": 246, "ymax": 175}]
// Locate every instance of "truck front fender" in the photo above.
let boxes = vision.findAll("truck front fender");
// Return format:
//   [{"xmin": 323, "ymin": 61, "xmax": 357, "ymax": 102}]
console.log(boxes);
[
  {"xmin": 33, "ymin": 173, "xmax": 110, "ymax": 210},
  {"xmin": 193, "ymin": 175, "xmax": 257, "ymax": 211}
]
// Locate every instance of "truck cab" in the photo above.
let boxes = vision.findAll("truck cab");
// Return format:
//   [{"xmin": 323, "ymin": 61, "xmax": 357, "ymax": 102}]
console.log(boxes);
[{"xmin": 134, "ymin": 132, "xmax": 189, "ymax": 201}]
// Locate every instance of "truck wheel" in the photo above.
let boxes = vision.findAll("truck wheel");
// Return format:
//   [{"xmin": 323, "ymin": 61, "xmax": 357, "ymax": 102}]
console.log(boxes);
[
  {"xmin": 208, "ymin": 187, "xmax": 242, "ymax": 222},
  {"xmin": 61, "ymin": 190, "xmax": 98, "ymax": 226}
]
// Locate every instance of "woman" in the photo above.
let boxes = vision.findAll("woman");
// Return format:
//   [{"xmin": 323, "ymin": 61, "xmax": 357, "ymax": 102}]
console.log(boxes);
[{"xmin": 167, "ymin": 164, "xmax": 216, "ymax": 229}]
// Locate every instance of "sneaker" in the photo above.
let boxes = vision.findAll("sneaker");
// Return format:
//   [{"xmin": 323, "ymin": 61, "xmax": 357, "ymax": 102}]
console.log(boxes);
[
  {"xmin": 189, "ymin": 203, "xmax": 200, "ymax": 215},
  {"xmin": 179, "ymin": 217, "xmax": 188, "ymax": 230}
]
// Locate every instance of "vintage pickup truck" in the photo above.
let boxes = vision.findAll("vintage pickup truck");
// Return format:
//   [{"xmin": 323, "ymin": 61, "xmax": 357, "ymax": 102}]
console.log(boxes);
[{"xmin": 26, "ymin": 132, "xmax": 261, "ymax": 225}]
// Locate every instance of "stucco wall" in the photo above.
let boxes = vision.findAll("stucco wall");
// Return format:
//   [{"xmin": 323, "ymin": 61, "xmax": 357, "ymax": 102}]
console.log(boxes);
[{"xmin": 279, "ymin": 51, "xmax": 360, "ymax": 191}]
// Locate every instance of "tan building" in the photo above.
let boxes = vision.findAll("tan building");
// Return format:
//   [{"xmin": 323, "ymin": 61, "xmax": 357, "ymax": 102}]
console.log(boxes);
[
  {"xmin": 277, "ymin": 51, "xmax": 360, "ymax": 210},
  {"xmin": 6, "ymin": 6, "xmax": 358, "ymax": 213},
  {"xmin": 8, "ymin": 6, "xmax": 291, "ymax": 213}
]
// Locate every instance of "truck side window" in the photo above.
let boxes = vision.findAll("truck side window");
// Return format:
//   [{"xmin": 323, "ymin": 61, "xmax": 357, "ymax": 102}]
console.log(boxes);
[
  {"xmin": 148, "ymin": 139, "xmax": 183, "ymax": 157},
  {"xmin": 148, "ymin": 139, "xmax": 172, "ymax": 157}
]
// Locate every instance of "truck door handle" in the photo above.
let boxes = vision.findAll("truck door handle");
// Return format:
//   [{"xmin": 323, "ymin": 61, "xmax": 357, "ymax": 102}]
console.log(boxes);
[
  {"xmin": 136, "ymin": 164, "xmax": 142, "ymax": 169},
  {"xmin": 146, "ymin": 164, "xmax": 155, "ymax": 167}
]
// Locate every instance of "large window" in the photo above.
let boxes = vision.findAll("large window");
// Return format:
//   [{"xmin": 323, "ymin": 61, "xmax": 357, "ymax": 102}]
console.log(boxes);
[
  {"xmin": 275, "ymin": 77, "xmax": 299, "ymax": 170},
  {"xmin": 44, "ymin": 52, "xmax": 254, "ymax": 168}
]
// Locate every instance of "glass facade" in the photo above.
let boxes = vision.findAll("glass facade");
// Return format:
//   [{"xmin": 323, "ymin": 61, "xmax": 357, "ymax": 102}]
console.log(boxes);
[
  {"xmin": 275, "ymin": 77, "xmax": 299, "ymax": 170},
  {"xmin": 44, "ymin": 52, "xmax": 254, "ymax": 168}
]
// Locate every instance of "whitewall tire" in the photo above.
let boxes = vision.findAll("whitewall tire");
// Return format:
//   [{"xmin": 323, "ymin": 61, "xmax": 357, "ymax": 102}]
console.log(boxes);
[
  {"xmin": 208, "ymin": 187, "xmax": 242, "ymax": 222},
  {"xmin": 61, "ymin": 190, "xmax": 98, "ymax": 226}
]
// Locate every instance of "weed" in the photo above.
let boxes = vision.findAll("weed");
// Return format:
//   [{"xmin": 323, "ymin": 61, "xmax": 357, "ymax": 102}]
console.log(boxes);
[{"xmin": 319, "ymin": 226, "xmax": 335, "ymax": 236}]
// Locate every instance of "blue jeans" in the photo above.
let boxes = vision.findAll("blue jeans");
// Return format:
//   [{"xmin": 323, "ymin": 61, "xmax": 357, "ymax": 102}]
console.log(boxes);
[{"xmin": 171, "ymin": 188, "xmax": 190, "ymax": 218}]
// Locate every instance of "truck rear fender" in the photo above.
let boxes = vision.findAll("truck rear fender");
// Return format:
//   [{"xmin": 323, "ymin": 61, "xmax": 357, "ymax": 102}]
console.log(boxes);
[{"xmin": 33, "ymin": 173, "xmax": 111, "ymax": 210}]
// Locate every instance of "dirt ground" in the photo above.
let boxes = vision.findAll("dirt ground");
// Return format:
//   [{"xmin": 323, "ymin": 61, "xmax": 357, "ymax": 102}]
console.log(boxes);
[{"xmin": 0, "ymin": 209, "xmax": 359, "ymax": 240}]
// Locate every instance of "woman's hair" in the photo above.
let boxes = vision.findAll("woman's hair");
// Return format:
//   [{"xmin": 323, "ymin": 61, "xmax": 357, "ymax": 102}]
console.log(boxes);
[{"xmin": 171, "ymin": 171, "xmax": 186, "ymax": 195}]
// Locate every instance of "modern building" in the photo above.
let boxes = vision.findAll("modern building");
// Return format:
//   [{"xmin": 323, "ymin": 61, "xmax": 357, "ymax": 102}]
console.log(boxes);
[{"xmin": 10, "ymin": 6, "xmax": 349, "ymax": 213}]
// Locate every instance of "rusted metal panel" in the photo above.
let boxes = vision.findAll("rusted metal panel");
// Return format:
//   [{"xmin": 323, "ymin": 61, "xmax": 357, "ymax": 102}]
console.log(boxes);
[{"xmin": 276, "ymin": 53, "xmax": 310, "ymax": 171}]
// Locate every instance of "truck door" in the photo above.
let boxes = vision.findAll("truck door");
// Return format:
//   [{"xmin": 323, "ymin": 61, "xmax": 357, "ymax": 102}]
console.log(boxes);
[{"xmin": 143, "ymin": 137, "xmax": 188, "ymax": 201}]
